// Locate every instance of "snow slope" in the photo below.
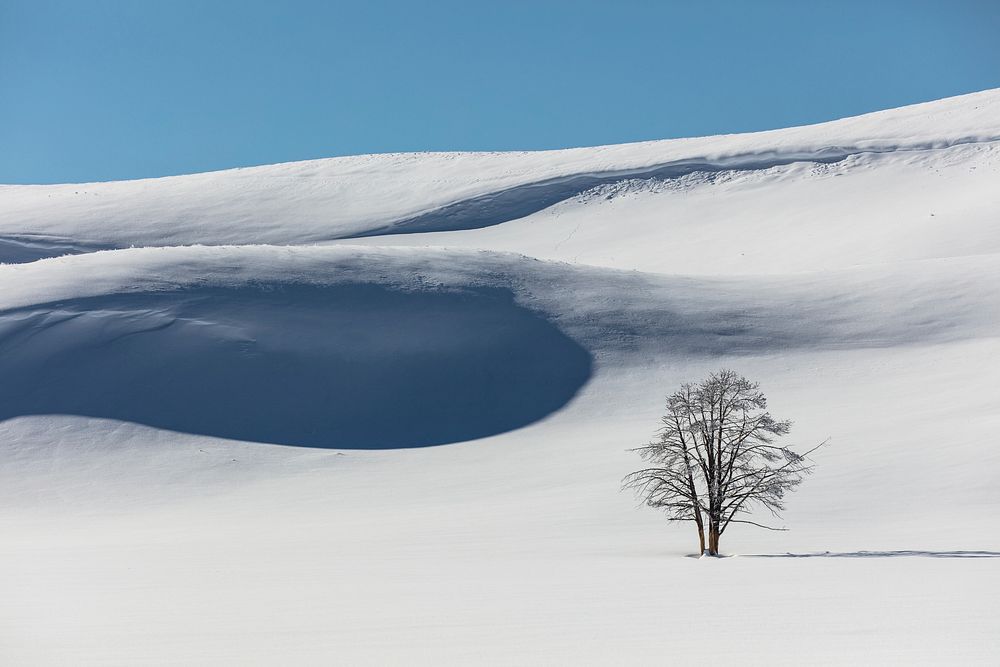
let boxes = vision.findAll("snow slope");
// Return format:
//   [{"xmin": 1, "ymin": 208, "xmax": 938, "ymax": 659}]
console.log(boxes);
[
  {"xmin": 1, "ymin": 90, "xmax": 999, "ymax": 664},
  {"xmin": 2, "ymin": 88, "xmax": 999, "ymax": 257}
]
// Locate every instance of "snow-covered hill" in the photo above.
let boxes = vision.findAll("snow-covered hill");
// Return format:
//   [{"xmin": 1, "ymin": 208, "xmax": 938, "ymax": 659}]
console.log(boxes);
[{"xmin": 1, "ymin": 91, "xmax": 999, "ymax": 665}]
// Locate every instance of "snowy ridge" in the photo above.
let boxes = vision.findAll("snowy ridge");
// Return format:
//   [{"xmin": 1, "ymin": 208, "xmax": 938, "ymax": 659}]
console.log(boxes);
[
  {"xmin": 344, "ymin": 136, "xmax": 1000, "ymax": 238},
  {"xmin": 3, "ymin": 245, "xmax": 1000, "ymax": 355},
  {"xmin": 1, "ymin": 88, "xmax": 999, "ymax": 255}
]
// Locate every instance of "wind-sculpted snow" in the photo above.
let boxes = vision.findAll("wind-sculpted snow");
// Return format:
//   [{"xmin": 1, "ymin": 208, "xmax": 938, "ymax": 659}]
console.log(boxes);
[
  {"xmin": 0, "ymin": 234, "xmax": 115, "ymax": 264},
  {"xmin": 1, "ymin": 89, "xmax": 998, "ymax": 257},
  {"xmin": 0, "ymin": 282, "xmax": 591, "ymax": 448},
  {"xmin": 343, "ymin": 139, "xmax": 998, "ymax": 238},
  {"xmin": 3, "ymin": 245, "xmax": 998, "ymax": 382}
]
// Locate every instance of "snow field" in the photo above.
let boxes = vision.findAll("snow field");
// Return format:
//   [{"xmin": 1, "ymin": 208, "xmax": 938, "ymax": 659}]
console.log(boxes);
[{"xmin": 1, "ymin": 89, "xmax": 999, "ymax": 664}]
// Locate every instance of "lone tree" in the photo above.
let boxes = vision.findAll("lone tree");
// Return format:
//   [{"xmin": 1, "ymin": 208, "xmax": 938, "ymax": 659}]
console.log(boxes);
[{"xmin": 623, "ymin": 370, "xmax": 821, "ymax": 556}]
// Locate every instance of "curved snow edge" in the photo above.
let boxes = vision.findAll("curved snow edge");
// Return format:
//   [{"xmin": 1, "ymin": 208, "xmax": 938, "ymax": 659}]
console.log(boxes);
[{"xmin": 345, "ymin": 136, "xmax": 1000, "ymax": 237}]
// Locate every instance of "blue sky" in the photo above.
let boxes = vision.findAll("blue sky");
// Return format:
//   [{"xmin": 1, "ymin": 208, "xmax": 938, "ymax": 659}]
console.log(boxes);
[{"xmin": 2, "ymin": 0, "xmax": 998, "ymax": 184}]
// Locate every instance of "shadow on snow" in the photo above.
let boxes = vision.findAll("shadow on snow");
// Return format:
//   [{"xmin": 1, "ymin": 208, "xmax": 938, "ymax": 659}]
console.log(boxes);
[
  {"xmin": 744, "ymin": 550, "xmax": 1000, "ymax": 559},
  {"xmin": 0, "ymin": 283, "xmax": 593, "ymax": 448},
  {"xmin": 342, "ymin": 152, "xmax": 860, "ymax": 238},
  {"xmin": 0, "ymin": 235, "xmax": 115, "ymax": 265}
]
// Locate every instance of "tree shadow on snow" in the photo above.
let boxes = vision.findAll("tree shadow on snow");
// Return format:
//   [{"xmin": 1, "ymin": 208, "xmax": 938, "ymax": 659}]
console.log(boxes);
[
  {"xmin": 0, "ymin": 283, "xmax": 592, "ymax": 448},
  {"xmin": 744, "ymin": 550, "xmax": 1000, "ymax": 559}
]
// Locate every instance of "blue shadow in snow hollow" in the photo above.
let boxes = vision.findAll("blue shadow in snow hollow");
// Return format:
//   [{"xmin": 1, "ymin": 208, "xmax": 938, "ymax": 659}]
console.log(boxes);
[{"xmin": 0, "ymin": 283, "xmax": 593, "ymax": 448}]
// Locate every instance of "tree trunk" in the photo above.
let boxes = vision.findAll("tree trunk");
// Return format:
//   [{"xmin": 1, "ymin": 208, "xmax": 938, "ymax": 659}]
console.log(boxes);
[
  {"xmin": 707, "ymin": 523, "xmax": 720, "ymax": 556},
  {"xmin": 690, "ymin": 499, "xmax": 706, "ymax": 555}
]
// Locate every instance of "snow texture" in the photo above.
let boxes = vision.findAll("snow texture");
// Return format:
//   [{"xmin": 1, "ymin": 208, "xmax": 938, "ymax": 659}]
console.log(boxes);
[{"xmin": 1, "ymin": 89, "xmax": 999, "ymax": 665}]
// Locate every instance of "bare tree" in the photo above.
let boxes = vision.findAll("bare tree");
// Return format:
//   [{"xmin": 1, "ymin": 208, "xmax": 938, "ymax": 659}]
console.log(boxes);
[{"xmin": 623, "ymin": 370, "xmax": 821, "ymax": 556}]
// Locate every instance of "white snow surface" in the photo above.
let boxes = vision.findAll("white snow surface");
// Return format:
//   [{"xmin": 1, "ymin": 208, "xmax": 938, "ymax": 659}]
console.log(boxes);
[{"xmin": 1, "ymin": 90, "xmax": 999, "ymax": 664}]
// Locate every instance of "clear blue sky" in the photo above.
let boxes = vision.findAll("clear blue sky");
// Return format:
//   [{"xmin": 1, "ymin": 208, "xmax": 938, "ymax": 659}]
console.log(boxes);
[{"xmin": 2, "ymin": 0, "xmax": 998, "ymax": 184}]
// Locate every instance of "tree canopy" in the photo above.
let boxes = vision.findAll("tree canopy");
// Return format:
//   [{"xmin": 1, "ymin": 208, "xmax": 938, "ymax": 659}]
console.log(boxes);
[{"xmin": 624, "ymin": 370, "xmax": 821, "ymax": 556}]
